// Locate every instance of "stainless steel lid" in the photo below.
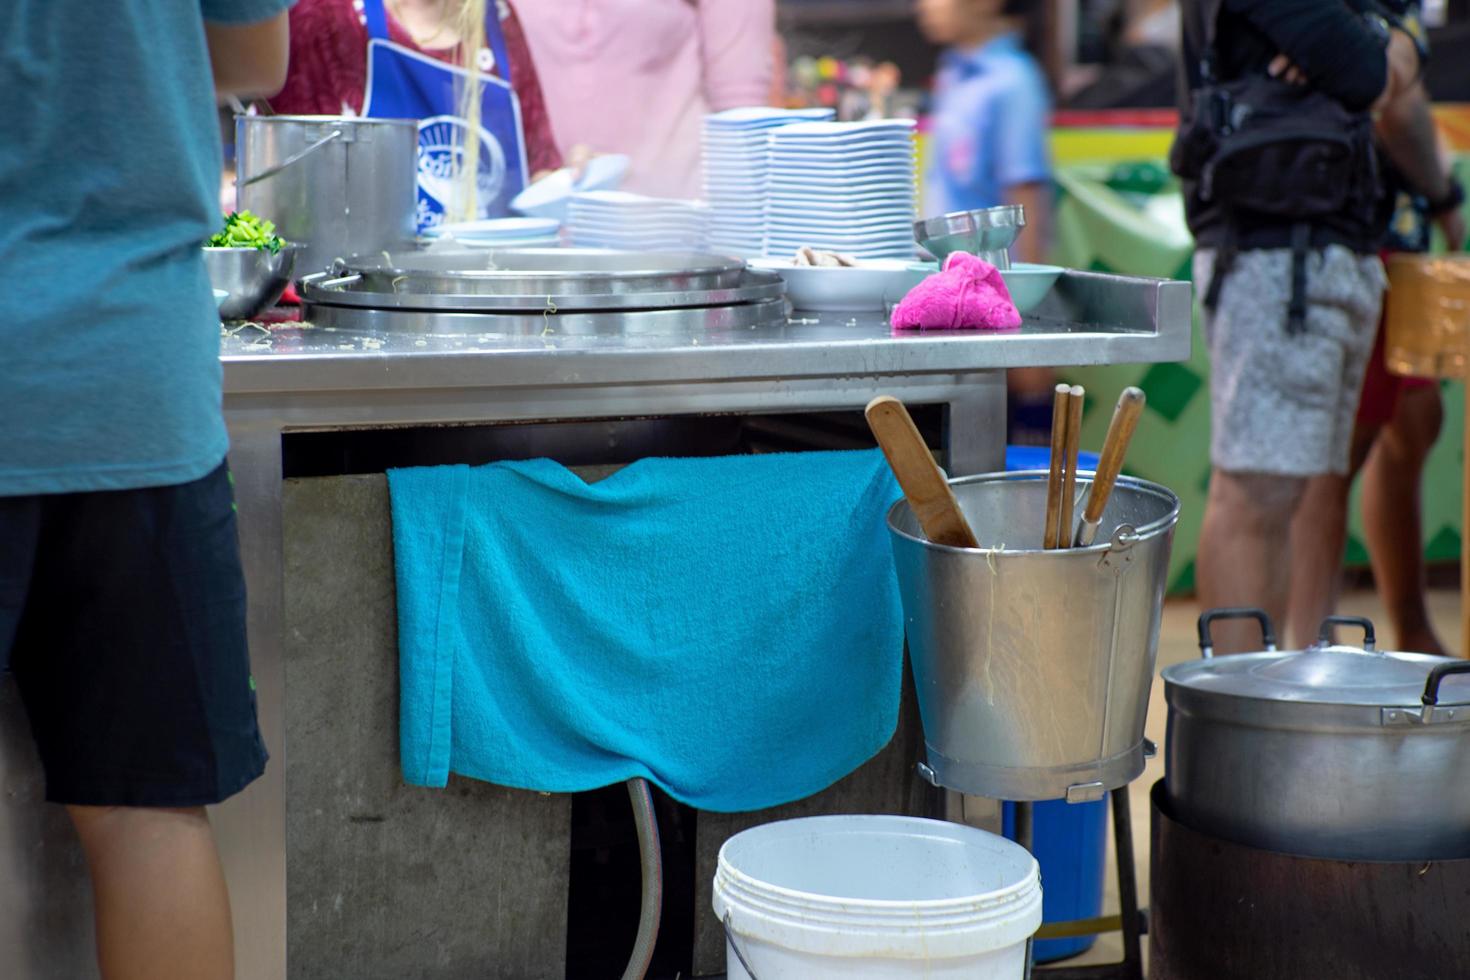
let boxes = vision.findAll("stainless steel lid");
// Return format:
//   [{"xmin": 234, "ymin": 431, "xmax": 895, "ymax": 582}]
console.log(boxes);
[
  {"xmin": 299, "ymin": 268, "xmax": 784, "ymax": 313},
  {"xmin": 1164, "ymin": 611, "xmax": 1470, "ymax": 710},
  {"xmin": 332, "ymin": 248, "xmax": 748, "ymax": 295}
]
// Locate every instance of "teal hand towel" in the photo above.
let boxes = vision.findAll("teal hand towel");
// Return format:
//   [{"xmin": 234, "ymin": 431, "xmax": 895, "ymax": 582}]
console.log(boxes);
[{"xmin": 388, "ymin": 449, "xmax": 904, "ymax": 812}]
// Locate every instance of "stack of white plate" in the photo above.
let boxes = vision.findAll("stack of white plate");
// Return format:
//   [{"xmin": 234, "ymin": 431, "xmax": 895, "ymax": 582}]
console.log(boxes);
[
  {"xmin": 566, "ymin": 191, "xmax": 709, "ymax": 251},
  {"xmin": 424, "ymin": 217, "xmax": 561, "ymax": 249},
  {"xmin": 702, "ymin": 107, "xmax": 834, "ymax": 257},
  {"xmin": 764, "ymin": 119, "xmax": 917, "ymax": 260}
]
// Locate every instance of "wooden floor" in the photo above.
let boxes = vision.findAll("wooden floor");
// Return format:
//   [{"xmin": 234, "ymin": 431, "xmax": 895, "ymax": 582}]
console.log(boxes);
[{"xmin": 1058, "ymin": 587, "xmax": 1464, "ymax": 973}]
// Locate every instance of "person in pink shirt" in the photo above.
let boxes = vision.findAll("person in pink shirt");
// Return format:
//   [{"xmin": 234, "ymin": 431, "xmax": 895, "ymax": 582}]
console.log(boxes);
[{"xmin": 517, "ymin": 0, "xmax": 776, "ymax": 199}]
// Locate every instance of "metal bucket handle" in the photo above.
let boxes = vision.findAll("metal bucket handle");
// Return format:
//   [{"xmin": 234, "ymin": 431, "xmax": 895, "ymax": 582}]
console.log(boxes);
[
  {"xmin": 1197, "ymin": 607, "xmax": 1278, "ymax": 659},
  {"xmin": 239, "ymin": 128, "xmax": 343, "ymax": 188},
  {"xmin": 722, "ymin": 912, "xmax": 762, "ymax": 980}
]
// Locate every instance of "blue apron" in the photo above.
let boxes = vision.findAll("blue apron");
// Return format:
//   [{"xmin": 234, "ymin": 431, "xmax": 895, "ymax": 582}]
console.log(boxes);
[{"xmin": 361, "ymin": 0, "xmax": 530, "ymax": 230}]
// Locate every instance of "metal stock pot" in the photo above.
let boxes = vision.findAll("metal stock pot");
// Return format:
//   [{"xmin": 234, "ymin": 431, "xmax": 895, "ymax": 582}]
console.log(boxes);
[
  {"xmin": 1163, "ymin": 609, "xmax": 1470, "ymax": 861},
  {"xmin": 236, "ymin": 115, "xmax": 418, "ymax": 278}
]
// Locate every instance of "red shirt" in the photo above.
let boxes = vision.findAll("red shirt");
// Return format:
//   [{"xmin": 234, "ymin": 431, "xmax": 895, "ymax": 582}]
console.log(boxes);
[{"xmin": 271, "ymin": 0, "xmax": 563, "ymax": 177}]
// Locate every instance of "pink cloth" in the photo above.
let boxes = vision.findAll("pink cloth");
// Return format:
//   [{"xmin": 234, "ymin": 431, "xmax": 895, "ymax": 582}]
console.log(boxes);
[
  {"xmin": 891, "ymin": 253, "xmax": 1022, "ymax": 332},
  {"xmin": 516, "ymin": 0, "xmax": 775, "ymax": 199}
]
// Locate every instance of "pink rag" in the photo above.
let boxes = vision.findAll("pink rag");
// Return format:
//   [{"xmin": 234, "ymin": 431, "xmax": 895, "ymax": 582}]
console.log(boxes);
[{"xmin": 891, "ymin": 252, "xmax": 1022, "ymax": 332}]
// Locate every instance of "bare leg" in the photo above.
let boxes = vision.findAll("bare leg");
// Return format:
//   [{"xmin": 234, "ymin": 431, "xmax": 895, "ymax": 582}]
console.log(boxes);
[
  {"xmin": 1285, "ymin": 426, "xmax": 1380, "ymax": 649},
  {"xmin": 1362, "ymin": 383, "xmax": 1446, "ymax": 654},
  {"xmin": 68, "ymin": 805, "xmax": 234, "ymax": 980},
  {"xmin": 1197, "ymin": 469, "xmax": 1306, "ymax": 653}
]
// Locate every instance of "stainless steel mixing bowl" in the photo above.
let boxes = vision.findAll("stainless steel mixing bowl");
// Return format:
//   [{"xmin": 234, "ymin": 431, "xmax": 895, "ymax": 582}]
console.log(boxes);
[{"xmin": 203, "ymin": 244, "xmax": 299, "ymax": 320}]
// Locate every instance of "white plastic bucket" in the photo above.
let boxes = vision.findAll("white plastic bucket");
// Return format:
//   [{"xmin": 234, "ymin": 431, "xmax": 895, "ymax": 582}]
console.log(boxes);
[{"xmin": 712, "ymin": 815, "xmax": 1042, "ymax": 979}]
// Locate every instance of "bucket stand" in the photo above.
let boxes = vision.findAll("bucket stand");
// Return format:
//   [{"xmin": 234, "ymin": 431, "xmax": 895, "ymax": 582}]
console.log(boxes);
[{"xmin": 1023, "ymin": 788, "xmax": 1145, "ymax": 980}]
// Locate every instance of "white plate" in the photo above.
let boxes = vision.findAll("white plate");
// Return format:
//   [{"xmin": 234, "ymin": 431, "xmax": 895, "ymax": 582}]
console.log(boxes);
[
  {"xmin": 768, "ymin": 165, "xmax": 914, "ymax": 180},
  {"xmin": 771, "ymin": 119, "xmax": 915, "ymax": 139},
  {"xmin": 769, "ymin": 146, "xmax": 914, "ymax": 162},
  {"xmin": 214, "ymin": 289, "xmax": 230, "ymax": 309},
  {"xmin": 749, "ymin": 258, "xmax": 925, "ymax": 312},
  {"xmin": 705, "ymin": 107, "xmax": 834, "ymax": 128},
  {"xmin": 455, "ymin": 236, "xmax": 562, "ymax": 250},
  {"xmin": 767, "ymin": 136, "xmax": 914, "ymax": 153},
  {"xmin": 766, "ymin": 221, "xmax": 913, "ymax": 236},
  {"xmin": 431, "ymin": 217, "xmax": 561, "ymax": 241}
]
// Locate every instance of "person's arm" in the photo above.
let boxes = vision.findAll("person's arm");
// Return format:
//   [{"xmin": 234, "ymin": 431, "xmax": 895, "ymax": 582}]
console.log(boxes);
[
  {"xmin": 1006, "ymin": 183, "xmax": 1052, "ymax": 265},
  {"xmin": 1227, "ymin": 0, "xmax": 1390, "ymax": 110},
  {"xmin": 699, "ymin": 0, "xmax": 777, "ymax": 111},
  {"xmin": 1376, "ymin": 83, "xmax": 1466, "ymax": 250},
  {"xmin": 202, "ymin": 8, "xmax": 291, "ymax": 100}
]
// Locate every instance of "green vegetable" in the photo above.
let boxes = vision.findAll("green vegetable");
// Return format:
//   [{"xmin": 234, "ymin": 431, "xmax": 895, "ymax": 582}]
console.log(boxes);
[{"xmin": 207, "ymin": 211, "xmax": 286, "ymax": 253}]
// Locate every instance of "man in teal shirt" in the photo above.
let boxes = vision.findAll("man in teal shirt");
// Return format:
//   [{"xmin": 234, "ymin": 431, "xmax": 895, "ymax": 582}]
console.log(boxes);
[{"xmin": 1, "ymin": 3, "xmax": 290, "ymax": 976}]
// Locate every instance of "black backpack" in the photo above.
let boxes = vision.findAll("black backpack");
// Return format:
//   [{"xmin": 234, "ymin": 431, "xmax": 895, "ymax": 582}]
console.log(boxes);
[{"xmin": 1170, "ymin": 0, "xmax": 1383, "ymax": 331}]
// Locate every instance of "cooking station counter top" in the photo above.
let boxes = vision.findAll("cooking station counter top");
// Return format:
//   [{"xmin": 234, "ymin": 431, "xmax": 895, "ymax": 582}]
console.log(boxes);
[{"xmin": 221, "ymin": 270, "xmax": 1193, "ymax": 400}]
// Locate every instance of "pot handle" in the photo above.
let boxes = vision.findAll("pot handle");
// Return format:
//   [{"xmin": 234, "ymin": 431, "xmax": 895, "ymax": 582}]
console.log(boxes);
[
  {"xmin": 1316, "ymin": 615, "xmax": 1376, "ymax": 652},
  {"xmin": 239, "ymin": 129, "xmax": 343, "ymax": 188},
  {"xmin": 1422, "ymin": 662, "xmax": 1470, "ymax": 707},
  {"xmin": 1197, "ymin": 608, "xmax": 1277, "ymax": 659}
]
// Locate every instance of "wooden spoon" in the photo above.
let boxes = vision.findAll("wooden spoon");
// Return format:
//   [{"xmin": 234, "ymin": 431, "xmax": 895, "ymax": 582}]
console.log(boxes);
[{"xmin": 865, "ymin": 395, "xmax": 979, "ymax": 548}]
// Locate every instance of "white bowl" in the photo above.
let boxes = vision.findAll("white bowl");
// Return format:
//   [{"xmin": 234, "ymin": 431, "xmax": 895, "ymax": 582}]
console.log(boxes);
[
  {"xmin": 578, "ymin": 154, "xmax": 631, "ymax": 193},
  {"xmin": 750, "ymin": 258, "xmax": 926, "ymax": 312},
  {"xmin": 511, "ymin": 169, "xmax": 577, "ymax": 222}
]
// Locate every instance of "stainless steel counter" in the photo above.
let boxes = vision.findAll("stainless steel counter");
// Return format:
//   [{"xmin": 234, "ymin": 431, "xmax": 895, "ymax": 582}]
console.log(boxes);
[{"xmin": 1, "ymin": 270, "xmax": 1191, "ymax": 979}]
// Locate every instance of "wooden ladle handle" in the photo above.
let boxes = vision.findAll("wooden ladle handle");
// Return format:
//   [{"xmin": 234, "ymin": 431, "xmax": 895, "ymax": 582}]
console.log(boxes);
[{"xmin": 866, "ymin": 395, "xmax": 980, "ymax": 549}]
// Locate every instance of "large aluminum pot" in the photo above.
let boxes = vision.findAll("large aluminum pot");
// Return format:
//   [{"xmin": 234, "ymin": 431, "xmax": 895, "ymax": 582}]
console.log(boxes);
[
  {"xmin": 888, "ymin": 471, "xmax": 1179, "ymax": 803},
  {"xmin": 1164, "ymin": 609, "xmax": 1470, "ymax": 861},
  {"xmin": 236, "ymin": 116, "xmax": 418, "ymax": 278}
]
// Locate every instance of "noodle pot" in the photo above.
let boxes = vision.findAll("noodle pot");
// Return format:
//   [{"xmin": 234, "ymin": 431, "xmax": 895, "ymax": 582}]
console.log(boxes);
[
  {"xmin": 236, "ymin": 115, "xmax": 418, "ymax": 278},
  {"xmin": 1163, "ymin": 609, "xmax": 1470, "ymax": 861}
]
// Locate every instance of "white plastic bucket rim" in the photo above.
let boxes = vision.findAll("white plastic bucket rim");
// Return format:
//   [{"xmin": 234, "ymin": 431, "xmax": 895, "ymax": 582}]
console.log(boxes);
[{"xmin": 712, "ymin": 815, "xmax": 1042, "ymax": 961}]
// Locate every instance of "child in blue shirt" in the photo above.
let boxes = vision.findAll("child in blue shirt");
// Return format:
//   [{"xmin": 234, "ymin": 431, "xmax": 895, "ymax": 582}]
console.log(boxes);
[{"xmin": 919, "ymin": 0, "xmax": 1056, "ymax": 441}]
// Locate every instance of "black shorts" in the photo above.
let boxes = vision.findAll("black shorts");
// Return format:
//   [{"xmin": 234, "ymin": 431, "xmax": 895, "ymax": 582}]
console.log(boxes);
[{"xmin": 0, "ymin": 462, "xmax": 268, "ymax": 807}]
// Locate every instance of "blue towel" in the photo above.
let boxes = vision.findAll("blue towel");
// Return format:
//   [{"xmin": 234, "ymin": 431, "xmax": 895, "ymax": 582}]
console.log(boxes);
[{"xmin": 387, "ymin": 449, "xmax": 904, "ymax": 812}]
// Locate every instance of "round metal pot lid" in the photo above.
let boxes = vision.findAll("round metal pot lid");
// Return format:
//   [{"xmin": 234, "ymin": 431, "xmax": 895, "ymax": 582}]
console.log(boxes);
[
  {"xmin": 299, "ymin": 268, "xmax": 784, "ymax": 313},
  {"xmin": 1165, "ymin": 611, "xmax": 1470, "ymax": 711},
  {"xmin": 330, "ymin": 248, "xmax": 747, "ymax": 295},
  {"xmin": 1163, "ymin": 647, "xmax": 1469, "ymax": 706}
]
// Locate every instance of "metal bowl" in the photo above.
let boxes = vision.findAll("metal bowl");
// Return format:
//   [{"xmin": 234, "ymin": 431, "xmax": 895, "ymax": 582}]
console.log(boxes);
[
  {"xmin": 913, "ymin": 205, "xmax": 1026, "ymax": 266},
  {"xmin": 203, "ymin": 245, "xmax": 298, "ymax": 320}
]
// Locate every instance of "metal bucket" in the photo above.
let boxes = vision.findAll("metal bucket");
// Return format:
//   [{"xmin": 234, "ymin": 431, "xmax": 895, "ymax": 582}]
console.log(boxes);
[
  {"xmin": 236, "ymin": 115, "xmax": 419, "ymax": 278},
  {"xmin": 888, "ymin": 471, "xmax": 1179, "ymax": 803}
]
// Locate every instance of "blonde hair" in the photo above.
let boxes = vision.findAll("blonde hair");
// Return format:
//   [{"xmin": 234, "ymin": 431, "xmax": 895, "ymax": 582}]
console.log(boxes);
[{"xmin": 451, "ymin": 0, "xmax": 488, "ymax": 221}]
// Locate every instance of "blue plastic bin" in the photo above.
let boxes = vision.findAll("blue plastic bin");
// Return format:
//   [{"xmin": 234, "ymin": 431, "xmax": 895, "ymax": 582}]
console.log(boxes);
[
  {"xmin": 1002, "ymin": 798, "xmax": 1109, "ymax": 962},
  {"xmin": 1004, "ymin": 445, "xmax": 1101, "ymax": 474},
  {"xmin": 1000, "ymin": 444, "xmax": 1108, "ymax": 963}
]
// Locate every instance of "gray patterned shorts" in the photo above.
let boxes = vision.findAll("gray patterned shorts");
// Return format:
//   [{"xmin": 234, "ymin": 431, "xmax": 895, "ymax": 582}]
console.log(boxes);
[{"xmin": 1196, "ymin": 246, "xmax": 1386, "ymax": 477}]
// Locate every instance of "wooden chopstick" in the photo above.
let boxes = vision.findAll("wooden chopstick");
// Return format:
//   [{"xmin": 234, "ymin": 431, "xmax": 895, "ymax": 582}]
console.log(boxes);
[
  {"xmin": 1058, "ymin": 385, "xmax": 1085, "ymax": 549},
  {"xmin": 1043, "ymin": 383, "xmax": 1070, "ymax": 549}
]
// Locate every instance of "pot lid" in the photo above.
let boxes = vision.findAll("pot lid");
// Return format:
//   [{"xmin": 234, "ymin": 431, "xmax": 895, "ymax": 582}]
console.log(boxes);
[
  {"xmin": 1165, "ymin": 647, "xmax": 1470, "ymax": 707},
  {"xmin": 1165, "ymin": 612, "xmax": 1470, "ymax": 709}
]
